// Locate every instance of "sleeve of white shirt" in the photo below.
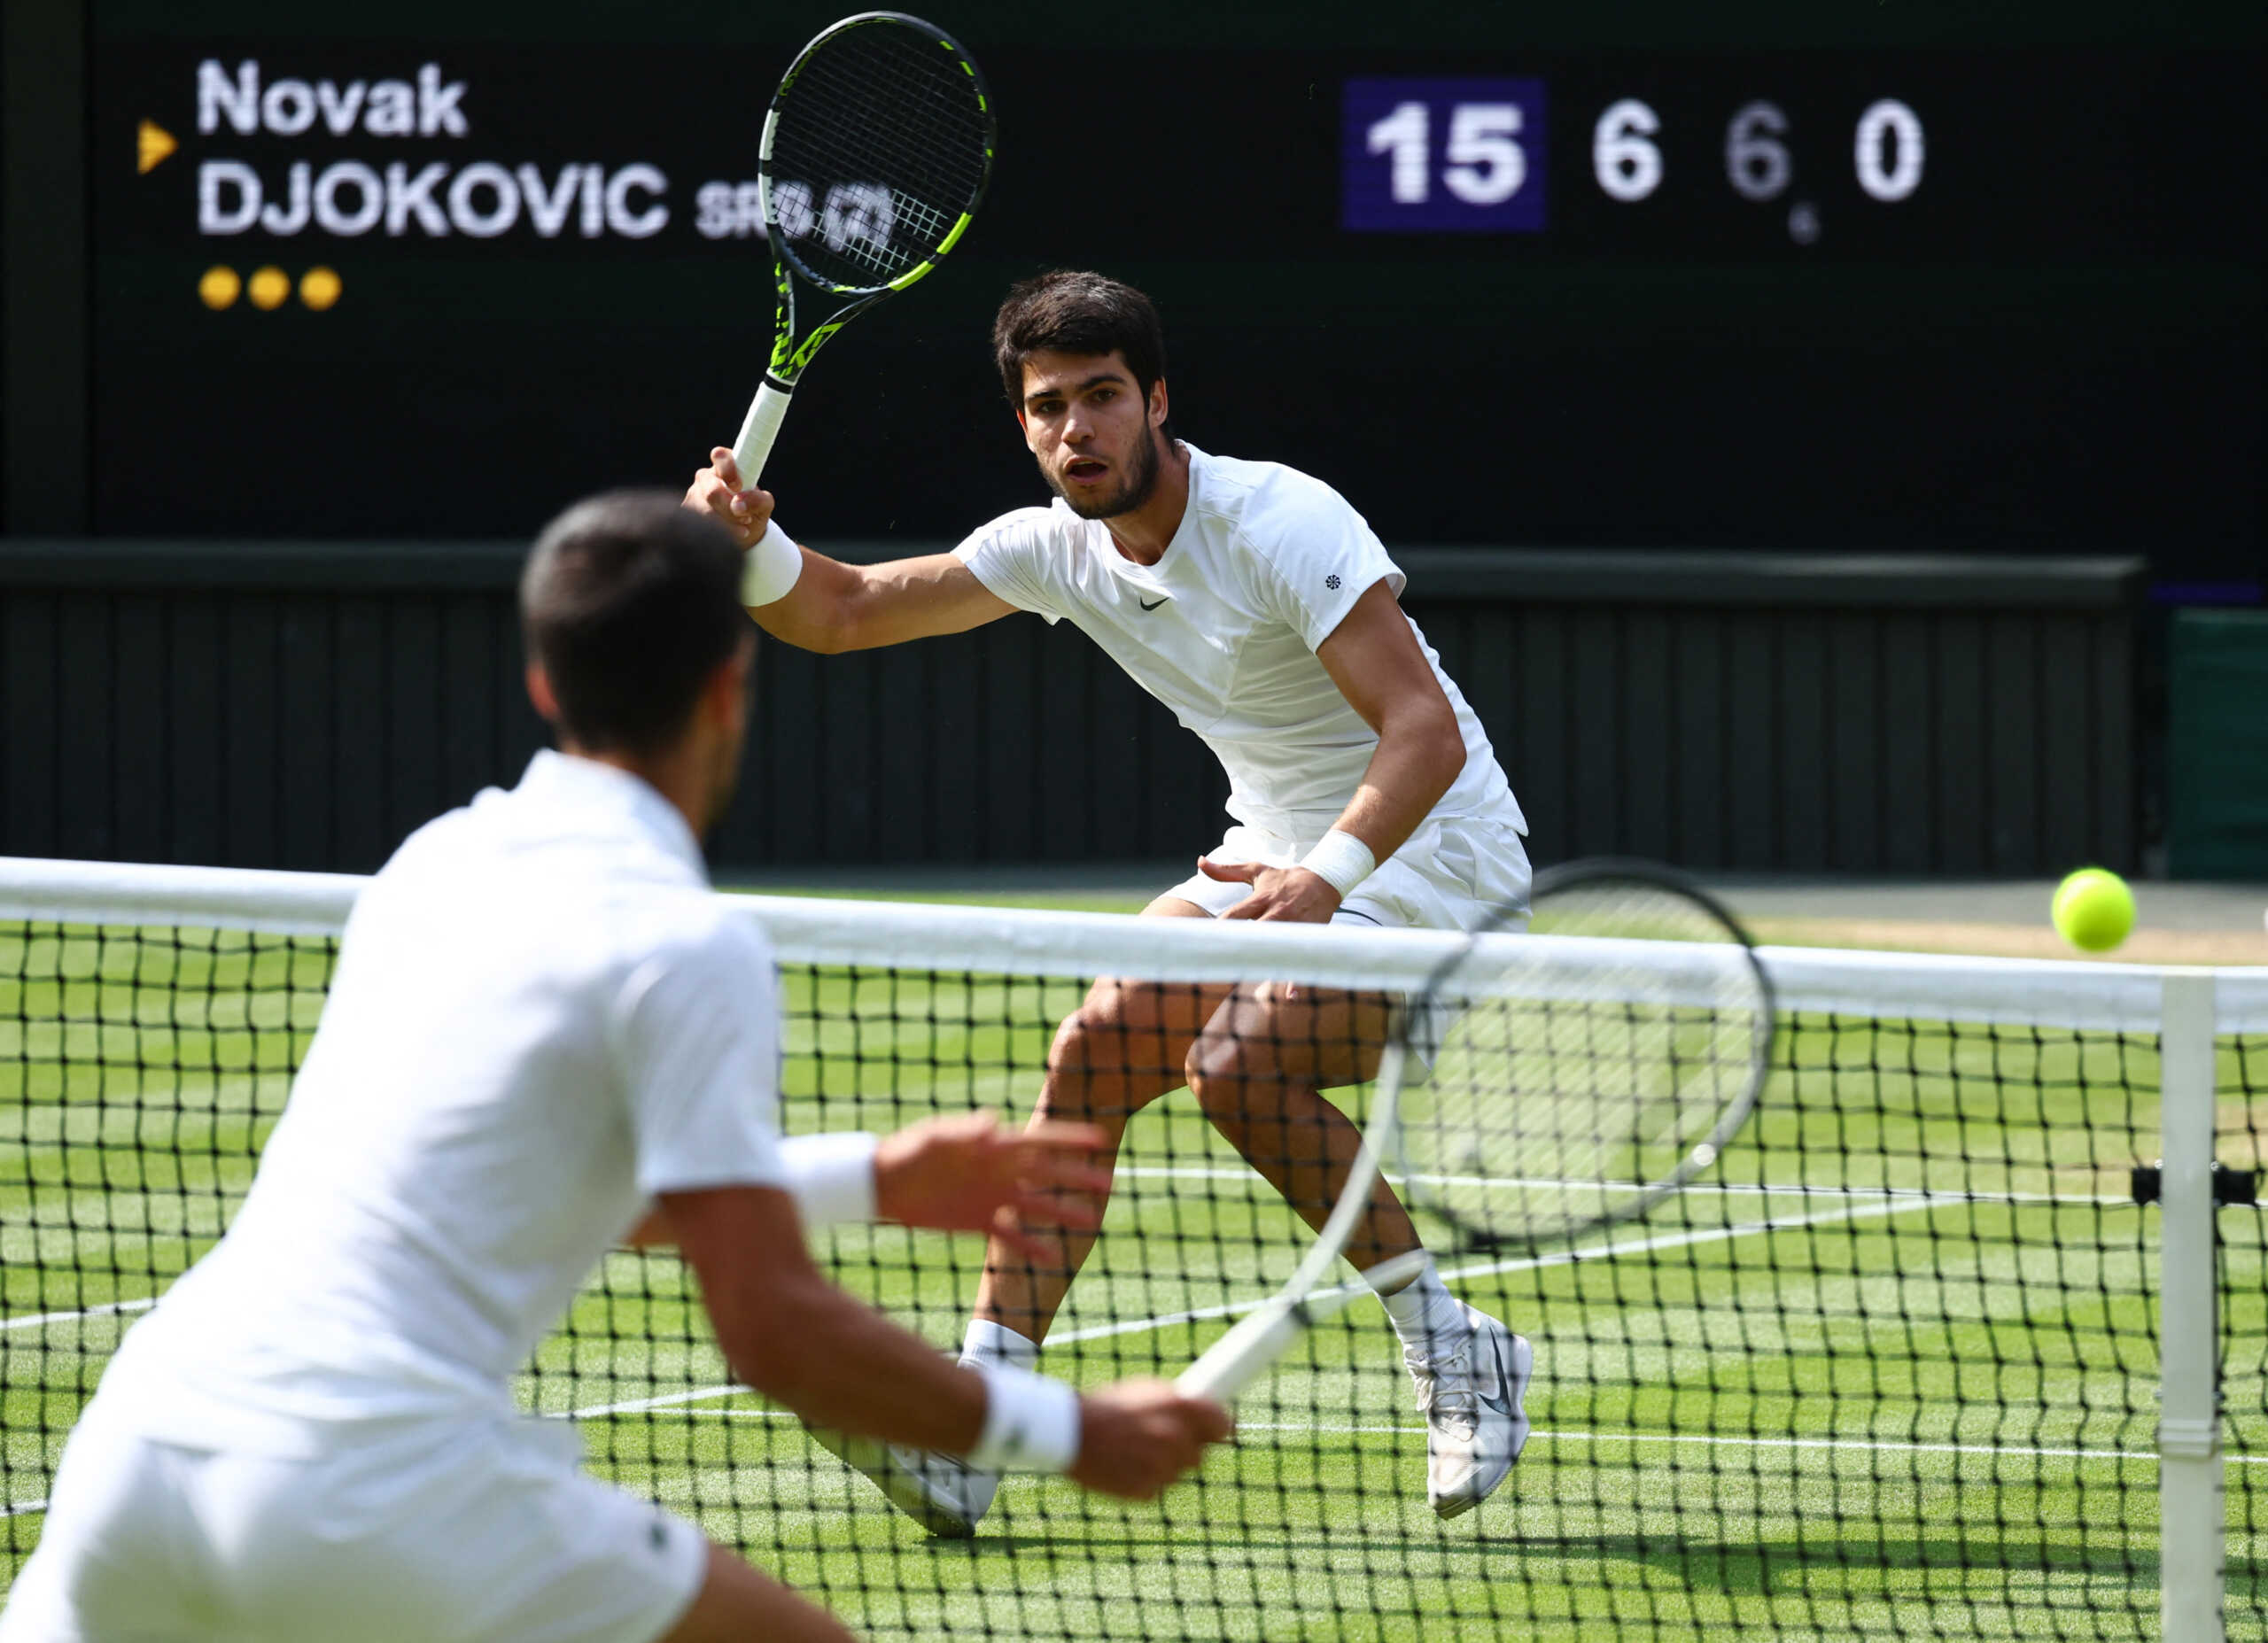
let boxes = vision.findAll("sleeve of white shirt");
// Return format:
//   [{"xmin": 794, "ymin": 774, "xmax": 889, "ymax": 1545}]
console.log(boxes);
[
  {"xmin": 952, "ymin": 507, "xmax": 1067, "ymax": 625},
  {"xmin": 616, "ymin": 916, "xmax": 882, "ymax": 1228},
  {"xmin": 615, "ymin": 913, "xmax": 793, "ymax": 1199},
  {"xmin": 1248, "ymin": 477, "xmax": 1408, "ymax": 652}
]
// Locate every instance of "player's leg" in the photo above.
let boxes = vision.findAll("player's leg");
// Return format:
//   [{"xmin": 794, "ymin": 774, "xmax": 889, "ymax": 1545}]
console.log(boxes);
[
  {"xmin": 813, "ymin": 894, "xmax": 1231, "ymax": 1537},
  {"xmin": 1181, "ymin": 979, "xmax": 1411, "ymax": 1267},
  {"xmin": 1184, "ymin": 974, "xmax": 1528, "ymax": 1518},
  {"xmin": 656, "ymin": 1545, "xmax": 854, "ymax": 1643},
  {"xmin": 971, "ymin": 906, "xmax": 1231, "ymax": 1346}
]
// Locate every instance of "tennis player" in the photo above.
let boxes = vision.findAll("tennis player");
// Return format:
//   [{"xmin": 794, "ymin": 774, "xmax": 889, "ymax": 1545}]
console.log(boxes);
[
  {"xmin": 684, "ymin": 271, "xmax": 1533, "ymax": 1529},
  {"xmin": 0, "ymin": 493, "xmax": 1229, "ymax": 1643}
]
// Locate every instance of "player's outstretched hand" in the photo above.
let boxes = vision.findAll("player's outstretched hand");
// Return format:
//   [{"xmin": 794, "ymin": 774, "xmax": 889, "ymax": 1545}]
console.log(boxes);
[
  {"xmin": 683, "ymin": 447, "xmax": 775, "ymax": 550},
  {"xmin": 873, "ymin": 1110, "xmax": 1113, "ymax": 1261},
  {"xmin": 1068, "ymin": 1379, "xmax": 1233, "ymax": 1500},
  {"xmin": 1200, "ymin": 858, "xmax": 1342, "ymax": 925}
]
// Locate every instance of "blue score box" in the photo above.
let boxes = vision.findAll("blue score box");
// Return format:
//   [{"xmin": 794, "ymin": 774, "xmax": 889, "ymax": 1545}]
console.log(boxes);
[{"xmin": 1341, "ymin": 77, "xmax": 1548, "ymax": 233}]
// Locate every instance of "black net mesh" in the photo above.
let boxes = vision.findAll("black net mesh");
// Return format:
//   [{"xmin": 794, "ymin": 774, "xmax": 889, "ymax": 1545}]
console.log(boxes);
[
  {"xmin": 2225, "ymin": 1028, "xmax": 2268, "ymax": 1627},
  {"xmin": 2, "ymin": 906, "xmax": 2261, "ymax": 1639},
  {"xmin": 766, "ymin": 18, "xmax": 991, "ymax": 291}
]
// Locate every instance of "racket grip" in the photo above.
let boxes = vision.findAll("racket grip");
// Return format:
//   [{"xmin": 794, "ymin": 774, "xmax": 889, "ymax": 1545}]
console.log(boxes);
[{"xmin": 730, "ymin": 382, "xmax": 793, "ymax": 488}]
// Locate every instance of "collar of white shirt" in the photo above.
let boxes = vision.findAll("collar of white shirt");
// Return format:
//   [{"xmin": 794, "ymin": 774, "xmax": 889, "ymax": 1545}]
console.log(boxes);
[{"xmin": 509, "ymin": 748, "xmax": 707, "ymax": 882}]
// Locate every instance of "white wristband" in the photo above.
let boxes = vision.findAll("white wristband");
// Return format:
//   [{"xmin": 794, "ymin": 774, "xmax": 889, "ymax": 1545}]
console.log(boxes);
[
  {"xmin": 1299, "ymin": 829, "xmax": 1376, "ymax": 900},
  {"xmin": 739, "ymin": 518, "xmax": 802, "ymax": 608},
  {"xmin": 966, "ymin": 1362, "xmax": 1082, "ymax": 1474},
  {"xmin": 778, "ymin": 1132, "xmax": 878, "ymax": 1229}
]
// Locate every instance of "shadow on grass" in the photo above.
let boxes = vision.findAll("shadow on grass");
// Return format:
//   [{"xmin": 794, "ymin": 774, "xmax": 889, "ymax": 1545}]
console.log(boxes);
[{"xmin": 920, "ymin": 1525, "xmax": 2188, "ymax": 1604}]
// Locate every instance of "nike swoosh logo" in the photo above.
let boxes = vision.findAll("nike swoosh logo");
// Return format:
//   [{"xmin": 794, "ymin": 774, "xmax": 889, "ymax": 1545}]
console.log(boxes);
[
  {"xmin": 1476, "ymin": 1333, "xmax": 1513, "ymax": 1417},
  {"xmin": 1138, "ymin": 595, "xmax": 1168, "ymax": 610}
]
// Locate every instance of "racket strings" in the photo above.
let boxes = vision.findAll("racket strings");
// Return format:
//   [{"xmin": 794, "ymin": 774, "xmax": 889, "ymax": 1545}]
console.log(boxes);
[
  {"xmin": 770, "ymin": 25, "xmax": 990, "ymax": 290},
  {"xmin": 1400, "ymin": 880, "xmax": 1770, "ymax": 1248}
]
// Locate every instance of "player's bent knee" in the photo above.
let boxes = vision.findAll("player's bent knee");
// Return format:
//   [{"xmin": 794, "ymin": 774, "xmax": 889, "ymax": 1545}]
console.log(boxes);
[
  {"xmin": 1183, "ymin": 1031, "xmax": 1254, "ymax": 1112},
  {"xmin": 1044, "ymin": 986, "xmax": 1194, "ymax": 1111}
]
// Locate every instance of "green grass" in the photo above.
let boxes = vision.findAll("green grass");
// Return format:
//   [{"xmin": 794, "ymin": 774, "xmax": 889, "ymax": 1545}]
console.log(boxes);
[{"xmin": 4, "ymin": 905, "xmax": 2265, "ymax": 1639}]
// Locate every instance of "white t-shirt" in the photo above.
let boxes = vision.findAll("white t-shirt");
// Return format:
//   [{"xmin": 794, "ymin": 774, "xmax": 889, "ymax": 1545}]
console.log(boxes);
[
  {"xmin": 954, "ymin": 444, "xmax": 1525, "ymax": 844},
  {"xmin": 100, "ymin": 751, "xmax": 855, "ymax": 1455}
]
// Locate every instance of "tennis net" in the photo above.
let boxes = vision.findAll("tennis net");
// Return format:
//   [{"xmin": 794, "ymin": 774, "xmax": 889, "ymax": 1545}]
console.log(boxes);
[{"xmin": 4, "ymin": 858, "xmax": 2265, "ymax": 1640}]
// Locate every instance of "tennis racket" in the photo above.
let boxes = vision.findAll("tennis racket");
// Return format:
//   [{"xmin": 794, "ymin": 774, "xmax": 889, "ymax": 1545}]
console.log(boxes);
[
  {"xmin": 1177, "ymin": 857, "xmax": 1775, "ymax": 1402},
  {"xmin": 729, "ymin": 12, "xmax": 996, "ymax": 486}
]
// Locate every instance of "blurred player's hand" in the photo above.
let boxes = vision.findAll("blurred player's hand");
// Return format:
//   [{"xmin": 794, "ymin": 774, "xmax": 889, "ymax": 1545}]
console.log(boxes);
[
  {"xmin": 874, "ymin": 1110, "xmax": 1112, "ymax": 1262},
  {"xmin": 1068, "ymin": 1379, "xmax": 1232, "ymax": 1499},
  {"xmin": 1200, "ymin": 859, "xmax": 1341, "ymax": 925},
  {"xmin": 684, "ymin": 448, "xmax": 775, "ymax": 550}
]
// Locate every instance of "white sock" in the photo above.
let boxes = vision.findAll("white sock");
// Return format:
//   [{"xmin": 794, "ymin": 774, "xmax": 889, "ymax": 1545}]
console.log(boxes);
[
  {"xmin": 960, "ymin": 1317, "xmax": 1040, "ymax": 1372},
  {"xmin": 1369, "ymin": 1259, "xmax": 1471, "ymax": 1358}
]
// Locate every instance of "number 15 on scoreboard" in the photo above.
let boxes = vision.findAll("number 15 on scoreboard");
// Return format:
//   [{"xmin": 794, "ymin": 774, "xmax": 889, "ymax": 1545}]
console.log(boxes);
[{"xmin": 1342, "ymin": 78, "xmax": 1547, "ymax": 232}]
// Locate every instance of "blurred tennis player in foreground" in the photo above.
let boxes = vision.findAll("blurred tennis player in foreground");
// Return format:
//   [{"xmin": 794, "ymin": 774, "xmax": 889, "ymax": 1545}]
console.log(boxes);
[
  {"xmin": 685, "ymin": 271, "xmax": 1534, "ymax": 1529},
  {"xmin": 1, "ymin": 494, "xmax": 1228, "ymax": 1643}
]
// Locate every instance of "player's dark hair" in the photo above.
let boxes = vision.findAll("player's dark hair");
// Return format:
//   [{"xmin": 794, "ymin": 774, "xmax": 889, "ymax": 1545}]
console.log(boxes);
[
  {"xmin": 993, "ymin": 270, "xmax": 1175, "ymax": 442},
  {"xmin": 520, "ymin": 491, "xmax": 748, "ymax": 756}
]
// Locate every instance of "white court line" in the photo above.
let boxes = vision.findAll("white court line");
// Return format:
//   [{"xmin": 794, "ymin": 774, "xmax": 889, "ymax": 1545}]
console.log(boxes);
[
  {"xmin": 4, "ymin": 1497, "xmax": 49, "ymax": 1519},
  {"xmin": 0, "ymin": 1297, "xmax": 154, "ymax": 1334},
  {"xmin": 1052, "ymin": 1190, "xmax": 1939, "ymax": 1350},
  {"xmin": 0, "ymin": 1174, "xmax": 2130, "ymax": 1336},
  {"xmin": 562, "ymin": 1187, "xmax": 1943, "ymax": 1422}
]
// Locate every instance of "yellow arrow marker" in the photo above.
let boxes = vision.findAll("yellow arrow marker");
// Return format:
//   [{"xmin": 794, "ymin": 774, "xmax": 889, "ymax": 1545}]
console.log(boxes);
[{"xmin": 137, "ymin": 120, "xmax": 177, "ymax": 175}]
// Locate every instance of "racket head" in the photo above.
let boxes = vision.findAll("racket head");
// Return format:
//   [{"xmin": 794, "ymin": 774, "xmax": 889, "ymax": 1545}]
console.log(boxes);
[
  {"xmin": 1391, "ymin": 858, "xmax": 1775, "ymax": 1252},
  {"xmin": 760, "ymin": 12, "xmax": 996, "ymax": 298}
]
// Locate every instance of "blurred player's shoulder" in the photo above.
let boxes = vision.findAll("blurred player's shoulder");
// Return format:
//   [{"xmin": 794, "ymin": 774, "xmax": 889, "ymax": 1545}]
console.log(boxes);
[{"xmin": 347, "ymin": 756, "xmax": 747, "ymax": 981}]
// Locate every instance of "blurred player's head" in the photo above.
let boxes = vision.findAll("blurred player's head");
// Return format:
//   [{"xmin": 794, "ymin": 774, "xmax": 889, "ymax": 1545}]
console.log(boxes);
[
  {"xmin": 520, "ymin": 491, "xmax": 752, "ymax": 833},
  {"xmin": 994, "ymin": 271, "xmax": 1175, "ymax": 521}
]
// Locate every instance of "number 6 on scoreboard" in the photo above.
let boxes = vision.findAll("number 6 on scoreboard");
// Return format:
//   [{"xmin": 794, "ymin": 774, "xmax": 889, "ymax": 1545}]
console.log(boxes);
[{"xmin": 730, "ymin": 12, "xmax": 996, "ymax": 485}]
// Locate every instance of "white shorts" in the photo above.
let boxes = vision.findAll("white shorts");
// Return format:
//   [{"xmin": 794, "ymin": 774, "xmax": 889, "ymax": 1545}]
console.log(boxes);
[
  {"xmin": 0, "ymin": 1393, "xmax": 707, "ymax": 1643},
  {"xmin": 1164, "ymin": 814, "xmax": 1532, "ymax": 934}
]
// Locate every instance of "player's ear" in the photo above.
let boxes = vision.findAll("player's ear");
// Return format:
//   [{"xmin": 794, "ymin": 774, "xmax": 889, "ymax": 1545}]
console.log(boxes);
[
  {"xmin": 524, "ymin": 663, "xmax": 561, "ymax": 725},
  {"xmin": 1149, "ymin": 376, "xmax": 1169, "ymax": 430},
  {"xmin": 703, "ymin": 633, "xmax": 757, "ymax": 724}
]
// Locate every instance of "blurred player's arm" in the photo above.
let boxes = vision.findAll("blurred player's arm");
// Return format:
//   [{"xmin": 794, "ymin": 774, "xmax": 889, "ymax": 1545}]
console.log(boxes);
[
  {"xmin": 684, "ymin": 449, "xmax": 1012, "ymax": 652},
  {"xmin": 628, "ymin": 1109, "xmax": 1113, "ymax": 1258},
  {"xmin": 1209, "ymin": 578, "xmax": 1465, "ymax": 922},
  {"xmin": 661, "ymin": 1182, "xmax": 1231, "ymax": 1499}
]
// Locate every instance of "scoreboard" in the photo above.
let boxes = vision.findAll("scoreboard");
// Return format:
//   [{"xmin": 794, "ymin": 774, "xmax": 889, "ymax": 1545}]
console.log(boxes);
[{"xmin": 57, "ymin": 1, "xmax": 2267, "ymax": 580}]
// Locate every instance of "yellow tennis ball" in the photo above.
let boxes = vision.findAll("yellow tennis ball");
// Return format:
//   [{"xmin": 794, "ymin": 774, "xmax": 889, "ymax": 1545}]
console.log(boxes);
[{"xmin": 2051, "ymin": 868, "xmax": 2134, "ymax": 954}]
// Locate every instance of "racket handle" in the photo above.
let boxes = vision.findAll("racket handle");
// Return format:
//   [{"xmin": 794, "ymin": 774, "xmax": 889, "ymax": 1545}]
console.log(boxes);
[{"xmin": 730, "ymin": 381, "xmax": 793, "ymax": 488}]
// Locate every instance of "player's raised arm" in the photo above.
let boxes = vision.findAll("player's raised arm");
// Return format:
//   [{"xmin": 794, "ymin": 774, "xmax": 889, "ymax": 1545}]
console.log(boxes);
[{"xmin": 684, "ymin": 449, "xmax": 1013, "ymax": 654}]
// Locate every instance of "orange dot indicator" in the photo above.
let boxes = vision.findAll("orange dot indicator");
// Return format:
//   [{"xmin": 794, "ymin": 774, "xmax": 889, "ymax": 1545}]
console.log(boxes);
[
  {"xmin": 247, "ymin": 267, "xmax": 290, "ymax": 310},
  {"xmin": 198, "ymin": 267, "xmax": 241, "ymax": 310},
  {"xmin": 299, "ymin": 267, "xmax": 342, "ymax": 311}
]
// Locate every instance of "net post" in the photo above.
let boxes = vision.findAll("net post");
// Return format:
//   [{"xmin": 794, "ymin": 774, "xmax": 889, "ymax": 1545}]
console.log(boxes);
[{"xmin": 2158, "ymin": 969, "xmax": 2224, "ymax": 1643}]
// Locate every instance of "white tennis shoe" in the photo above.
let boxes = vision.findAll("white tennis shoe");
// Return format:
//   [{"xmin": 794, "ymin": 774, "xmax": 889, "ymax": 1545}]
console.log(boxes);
[
  {"xmin": 807, "ymin": 1426, "xmax": 999, "ymax": 1538},
  {"xmin": 1404, "ymin": 1302, "xmax": 1532, "ymax": 1519}
]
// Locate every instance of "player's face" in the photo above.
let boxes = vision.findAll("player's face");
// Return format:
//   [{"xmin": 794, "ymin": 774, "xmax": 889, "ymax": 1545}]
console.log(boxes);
[{"xmin": 1018, "ymin": 351, "xmax": 1167, "ymax": 521}]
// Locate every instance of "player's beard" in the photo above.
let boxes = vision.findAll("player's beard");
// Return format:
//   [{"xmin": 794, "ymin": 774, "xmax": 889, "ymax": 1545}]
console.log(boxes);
[{"xmin": 1049, "ymin": 428, "xmax": 1161, "ymax": 521}]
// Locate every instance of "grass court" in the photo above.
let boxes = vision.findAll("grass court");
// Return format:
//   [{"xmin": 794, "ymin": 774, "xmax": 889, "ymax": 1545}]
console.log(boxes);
[{"xmin": 3, "ymin": 892, "xmax": 2264, "ymax": 1639}]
